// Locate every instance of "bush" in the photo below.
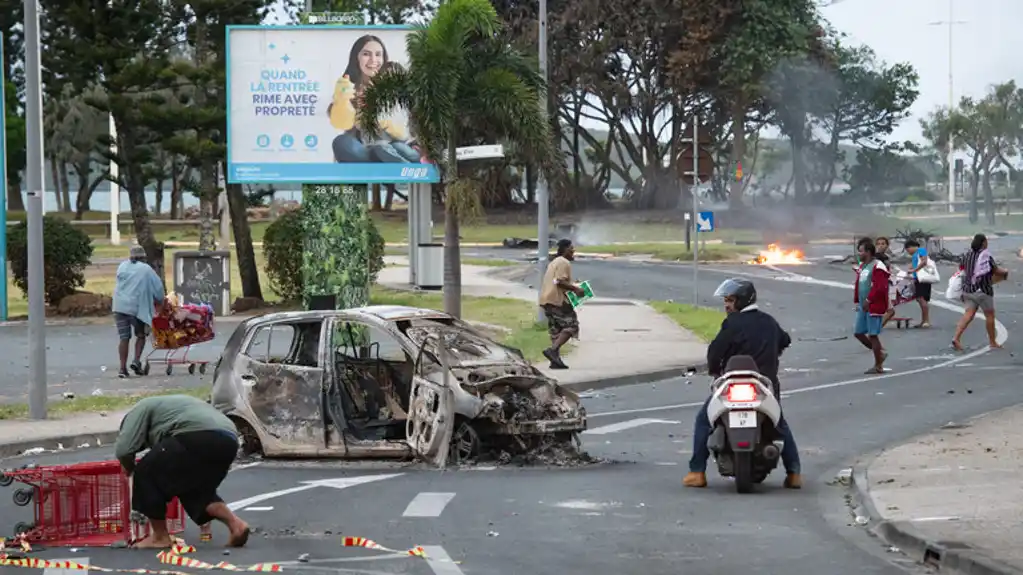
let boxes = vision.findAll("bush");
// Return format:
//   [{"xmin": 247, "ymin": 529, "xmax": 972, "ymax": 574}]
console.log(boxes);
[
  {"xmin": 7, "ymin": 215, "xmax": 94, "ymax": 305},
  {"xmin": 263, "ymin": 207, "xmax": 385, "ymax": 302}
]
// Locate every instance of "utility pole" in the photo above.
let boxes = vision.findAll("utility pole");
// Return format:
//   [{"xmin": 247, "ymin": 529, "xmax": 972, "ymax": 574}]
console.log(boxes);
[
  {"xmin": 929, "ymin": 0, "xmax": 967, "ymax": 213},
  {"xmin": 690, "ymin": 121, "xmax": 699, "ymax": 306},
  {"xmin": 535, "ymin": 0, "xmax": 549, "ymax": 322},
  {"xmin": 24, "ymin": 0, "xmax": 48, "ymax": 419}
]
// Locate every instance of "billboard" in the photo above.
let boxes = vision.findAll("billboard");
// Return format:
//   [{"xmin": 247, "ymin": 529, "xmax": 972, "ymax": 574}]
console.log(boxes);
[{"xmin": 225, "ymin": 25, "xmax": 440, "ymax": 184}]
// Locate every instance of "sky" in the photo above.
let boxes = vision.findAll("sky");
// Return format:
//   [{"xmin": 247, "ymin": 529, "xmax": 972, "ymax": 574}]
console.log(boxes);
[{"xmin": 822, "ymin": 0, "xmax": 1021, "ymax": 144}]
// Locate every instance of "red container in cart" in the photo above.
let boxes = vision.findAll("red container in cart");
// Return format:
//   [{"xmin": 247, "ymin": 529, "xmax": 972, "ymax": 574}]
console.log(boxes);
[{"xmin": 2, "ymin": 460, "xmax": 185, "ymax": 547}]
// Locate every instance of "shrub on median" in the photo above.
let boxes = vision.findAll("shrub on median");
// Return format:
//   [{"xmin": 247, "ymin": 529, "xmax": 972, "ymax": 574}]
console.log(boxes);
[
  {"xmin": 262, "ymin": 206, "xmax": 385, "ymax": 302},
  {"xmin": 7, "ymin": 215, "xmax": 94, "ymax": 305}
]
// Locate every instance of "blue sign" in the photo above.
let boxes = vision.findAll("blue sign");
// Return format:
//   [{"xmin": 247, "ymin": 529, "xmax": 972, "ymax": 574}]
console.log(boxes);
[
  {"xmin": 696, "ymin": 211, "xmax": 714, "ymax": 233},
  {"xmin": 226, "ymin": 25, "xmax": 440, "ymax": 184}
]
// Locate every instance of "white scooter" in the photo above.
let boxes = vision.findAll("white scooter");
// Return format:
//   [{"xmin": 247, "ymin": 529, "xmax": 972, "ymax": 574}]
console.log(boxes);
[{"xmin": 706, "ymin": 355, "xmax": 785, "ymax": 493}]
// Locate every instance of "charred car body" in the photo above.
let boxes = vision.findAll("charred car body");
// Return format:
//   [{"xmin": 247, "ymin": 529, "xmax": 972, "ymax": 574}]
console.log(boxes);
[{"xmin": 209, "ymin": 306, "xmax": 587, "ymax": 466}]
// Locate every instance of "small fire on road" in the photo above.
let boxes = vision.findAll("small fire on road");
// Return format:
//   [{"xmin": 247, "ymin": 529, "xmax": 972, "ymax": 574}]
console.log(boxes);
[{"xmin": 749, "ymin": 244, "xmax": 806, "ymax": 265}]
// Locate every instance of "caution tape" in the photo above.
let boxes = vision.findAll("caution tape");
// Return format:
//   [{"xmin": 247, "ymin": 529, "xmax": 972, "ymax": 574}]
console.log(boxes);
[{"xmin": 0, "ymin": 534, "xmax": 456, "ymax": 572}]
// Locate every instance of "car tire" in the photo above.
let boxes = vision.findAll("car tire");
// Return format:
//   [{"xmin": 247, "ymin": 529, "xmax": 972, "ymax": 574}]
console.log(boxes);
[{"xmin": 449, "ymin": 419, "xmax": 481, "ymax": 465}]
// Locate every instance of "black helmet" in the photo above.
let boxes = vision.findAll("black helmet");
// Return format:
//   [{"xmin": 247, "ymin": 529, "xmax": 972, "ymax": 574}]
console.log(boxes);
[{"xmin": 713, "ymin": 278, "xmax": 757, "ymax": 311}]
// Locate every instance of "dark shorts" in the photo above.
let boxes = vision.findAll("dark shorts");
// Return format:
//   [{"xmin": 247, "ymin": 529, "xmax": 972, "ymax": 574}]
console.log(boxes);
[
  {"xmin": 543, "ymin": 303, "xmax": 580, "ymax": 339},
  {"xmin": 131, "ymin": 430, "xmax": 238, "ymax": 525},
  {"xmin": 913, "ymin": 280, "xmax": 932, "ymax": 302},
  {"xmin": 114, "ymin": 312, "xmax": 150, "ymax": 341}
]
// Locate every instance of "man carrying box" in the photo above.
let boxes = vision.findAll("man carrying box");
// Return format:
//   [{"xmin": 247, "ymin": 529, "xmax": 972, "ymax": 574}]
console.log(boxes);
[{"xmin": 539, "ymin": 239, "xmax": 586, "ymax": 370}]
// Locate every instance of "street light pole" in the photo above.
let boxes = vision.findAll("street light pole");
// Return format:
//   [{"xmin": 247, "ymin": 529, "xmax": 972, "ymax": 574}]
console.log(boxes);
[
  {"xmin": 24, "ymin": 0, "xmax": 48, "ymax": 419},
  {"xmin": 535, "ymin": 0, "xmax": 549, "ymax": 322},
  {"xmin": 929, "ymin": 0, "xmax": 966, "ymax": 213}
]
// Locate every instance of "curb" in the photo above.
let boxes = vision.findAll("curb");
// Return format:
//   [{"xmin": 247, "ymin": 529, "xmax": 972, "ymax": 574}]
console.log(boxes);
[
  {"xmin": 557, "ymin": 365, "xmax": 705, "ymax": 393},
  {"xmin": 0, "ymin": 431, "xmax": 120, "ymax": 461},
  {"xmin": 849, "ymin": 459, "xmax": 1022, "ymax": 575}
]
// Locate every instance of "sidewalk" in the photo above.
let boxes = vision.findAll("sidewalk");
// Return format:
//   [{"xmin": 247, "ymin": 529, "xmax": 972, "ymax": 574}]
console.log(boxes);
[
  {"xmin": 852, "ymin": 405, "xmax": 1023, "ymax": 575},
  {"xmin": 377, "ymin": 257, "xmax": 707, "ymax": 389},
  {"xmin": 0, "ymin": 410, "xmax": 129, "ymax": 459}
]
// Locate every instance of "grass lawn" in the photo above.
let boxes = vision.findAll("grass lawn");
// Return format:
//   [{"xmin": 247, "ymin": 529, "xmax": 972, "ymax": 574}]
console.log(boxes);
[
  {"xmin": 5, "ymin": 246, "xmax": 274, "ymax": 318},
  {"xmin": 576, "ymin": 243, "xmax": 755, "ymax": 262},
  {"xmin": 371, "ymin": 287, "xmax": 550, "ymax": 361},
  {"xmin": 8, "ymin": 210, "xmax": 769, "ymax": 246},
  {"xmin": 0, "ymin": 386, "xmax": 210, "ymax": 420},
  {"xmin": 648, "ymin": 301, "xmax": 726, "ymax": 342}
]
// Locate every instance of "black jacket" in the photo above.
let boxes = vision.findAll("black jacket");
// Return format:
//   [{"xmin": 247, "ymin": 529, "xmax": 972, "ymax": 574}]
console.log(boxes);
[{"xmin": 706, "ymin": 305, "xmax": 791, "ymax": 394}]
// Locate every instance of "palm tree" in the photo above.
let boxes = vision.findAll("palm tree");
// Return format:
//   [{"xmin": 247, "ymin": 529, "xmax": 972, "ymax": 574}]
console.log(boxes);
[{"xmin": 358, "ymin": 0, "xmax": 561, "ymax": 318}]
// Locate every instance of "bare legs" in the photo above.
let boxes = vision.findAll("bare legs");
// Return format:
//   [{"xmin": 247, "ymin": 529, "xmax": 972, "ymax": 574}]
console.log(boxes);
[
  {"xmin": 855, "ymin": 333, "xmax": 886, "ymax": 373},
  {"xmin": 917, "ymin": 297, "xmax": 931, "ymax": 327},
  {"xmin": 132, "ymin": 519, "xmax": 173, "ymax": 549},
  {"xmin": 205, "ymin": 502, "xmax": 250, "ymax": 547},
  {"xmin": 953, "ymin": 306, "xmax": 1000, "ymax": 350}
]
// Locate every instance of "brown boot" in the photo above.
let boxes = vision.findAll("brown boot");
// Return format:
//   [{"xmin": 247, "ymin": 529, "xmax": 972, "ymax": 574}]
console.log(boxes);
[
  {"xmin": 784, "ymin": 473, "xmax": 802, "ymax": 489},
  {"xmin": 683, "ymin": 472, "xmax": 707, "ymax": 488}
]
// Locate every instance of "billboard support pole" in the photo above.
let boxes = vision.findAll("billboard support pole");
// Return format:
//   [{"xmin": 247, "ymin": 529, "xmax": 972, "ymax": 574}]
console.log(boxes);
[
  {"xmin": 25, "ymin": 0, "xmax": 49, "ymax": 419},
  {"xmin": 0, "ymin": 32, "xmax": 8, "ymax": 321}
]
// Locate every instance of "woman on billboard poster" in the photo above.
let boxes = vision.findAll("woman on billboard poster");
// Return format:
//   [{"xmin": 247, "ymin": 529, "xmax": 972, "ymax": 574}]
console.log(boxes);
[{"xmin": 326, "ymin": 34, "xmax": 426, "ymax": 164}]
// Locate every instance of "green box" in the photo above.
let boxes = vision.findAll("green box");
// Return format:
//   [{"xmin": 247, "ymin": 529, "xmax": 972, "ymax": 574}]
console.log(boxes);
[{"xmin": 566, "ymin": 280, "xmax": 595, "ymax": 308}]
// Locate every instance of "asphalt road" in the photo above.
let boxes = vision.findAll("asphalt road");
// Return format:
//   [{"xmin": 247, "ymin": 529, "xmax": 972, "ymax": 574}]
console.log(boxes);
[{"xmin": 1, "ymin": 260, "xmax": 1021, "ymax": 574}]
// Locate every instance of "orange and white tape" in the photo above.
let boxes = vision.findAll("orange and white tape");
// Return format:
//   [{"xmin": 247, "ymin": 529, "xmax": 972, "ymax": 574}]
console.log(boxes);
[{"xmin": 0, "ymin": 533, "xmax": 456, "ymax": 572}]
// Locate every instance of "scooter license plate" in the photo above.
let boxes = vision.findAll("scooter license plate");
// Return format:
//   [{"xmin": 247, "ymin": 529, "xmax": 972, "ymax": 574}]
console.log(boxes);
[{"xmin": 728, "ymin": 410, "xmax": 757, "ymax": 428}]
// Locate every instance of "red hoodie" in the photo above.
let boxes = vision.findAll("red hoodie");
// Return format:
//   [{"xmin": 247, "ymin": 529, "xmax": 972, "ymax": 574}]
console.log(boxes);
[{"xmin": 854, "ymin": 259, "xmax": 890, "ymax": 315}]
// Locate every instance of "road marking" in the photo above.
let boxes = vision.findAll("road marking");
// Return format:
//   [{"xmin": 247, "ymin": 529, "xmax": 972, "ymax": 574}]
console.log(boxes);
[
  {"xmin": 910, "ymin": 516, "xmax": 960, "ymax": 522},
  {"xmin": 44, "ymin": 557, "xmax": 88, "ymax": 575},
  {"xmin": 402, "ymin": 492, "xmax": 456, "ymax": 517},
  {"xmin": 232, "ymin": 462, "xmax": 261, "ymax": 472},
  {"xmin": 227, "ymin": 473, "xmax": 402, "ymax": 511},
  {"xmin": 587, "ymin": 267, "xmax": 1010, "ymax": 420},
  {"xmin": 421, "ymin": 545, "xmax": 464, "ymax": 575},
  {"xmin": 240, "ymin": 506, "xmax": 274, "ymax": 511},
  {"xmin": 583, "ymin": 418, "xmax": 680, "ymax": 435}
]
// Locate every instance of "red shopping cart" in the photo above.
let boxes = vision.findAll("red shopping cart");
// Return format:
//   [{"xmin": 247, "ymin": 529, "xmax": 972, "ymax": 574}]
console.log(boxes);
[
  {"xmin": 143, "ymin": 302, "xmax": 216, "ymax": 376},
  {"xmin": 887, "ymin": 271, "xmax": 917, "ymax": 329},
  {"xmin": 1, "ymin": 461, "xmax": 185, "ymax": 547}
]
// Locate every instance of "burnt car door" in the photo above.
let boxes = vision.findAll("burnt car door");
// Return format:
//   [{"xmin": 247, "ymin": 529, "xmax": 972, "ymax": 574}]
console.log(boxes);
[
  {"xmin": 236, "ymin": 319, "xmax": 330, "ymax": 453},
  {"xmin": 406, "ymin": 334, "xmax": 456, "ymax": 467}
]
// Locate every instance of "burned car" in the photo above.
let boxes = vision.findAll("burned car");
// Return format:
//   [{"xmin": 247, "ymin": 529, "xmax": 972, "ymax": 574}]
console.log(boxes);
[{"xmin": 209, "ymin": 306, "xmax": 587, "ymax": 466}]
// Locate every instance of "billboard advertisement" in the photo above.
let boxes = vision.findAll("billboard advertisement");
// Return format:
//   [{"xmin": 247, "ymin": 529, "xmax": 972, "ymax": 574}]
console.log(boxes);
[{"xmin": 226, "ymin": 25, "xmax": 440, "ymax": 184}]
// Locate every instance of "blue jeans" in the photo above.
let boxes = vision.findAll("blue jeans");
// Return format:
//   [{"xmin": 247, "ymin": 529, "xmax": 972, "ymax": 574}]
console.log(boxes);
[{"xmin": 688, "ymin": 397, "xmax": 800, "ymax": 474}]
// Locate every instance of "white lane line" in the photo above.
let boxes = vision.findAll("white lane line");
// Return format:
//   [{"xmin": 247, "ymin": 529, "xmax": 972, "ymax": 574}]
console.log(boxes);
[
  {"xmin": 44, "ymin": 557, "xmax": 88, "ymax": 575},
  {"xmin": 583, "ymin": 418, "xmax": 680, "ymax": 435},
  {"xmin": 586, "ymin": 267, "xmax": 1009, "ymax": 420},
  {"xmin": 402, "ymin": 492, "xmax": 456, "ymax": 517},
  {"xmin": 227, "ymin": 473, "xmax": 402, "ymax": 511},
  {"xmin": 421, "ymin": 545, "xmax": 464, "ymax": 575},
  {"xmin": 232, "ymin": 462, "xmax": 261, "ymax": 472},
  {"xmin": 240, "ymin": 506, "xmax": 274, "ymax": 511}
]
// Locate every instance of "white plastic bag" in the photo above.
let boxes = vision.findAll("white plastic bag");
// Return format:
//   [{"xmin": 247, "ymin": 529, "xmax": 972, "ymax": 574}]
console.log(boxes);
[
  {"xmin": 945, "ymin": 270, "xmax": 963, "ymax": 300},
  {"xmin": 916, "ymin": 260, "xmax": 941, "ymax": 284}
]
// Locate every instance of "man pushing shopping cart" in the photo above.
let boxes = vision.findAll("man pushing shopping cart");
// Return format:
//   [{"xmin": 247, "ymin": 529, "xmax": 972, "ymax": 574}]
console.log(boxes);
[{"xmin": 115, "ymin": 394, "xmax": 250, "ymax": 549}]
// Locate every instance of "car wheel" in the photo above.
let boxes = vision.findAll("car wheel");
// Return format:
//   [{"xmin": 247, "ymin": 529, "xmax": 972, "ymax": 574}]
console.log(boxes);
[
  {"xmin": 232, "ymin": 417, "xmax": 263, "ymax": 458},
  {"xmin": 449, "ymin": 419, "xmax": 481, "ymax": 464}
]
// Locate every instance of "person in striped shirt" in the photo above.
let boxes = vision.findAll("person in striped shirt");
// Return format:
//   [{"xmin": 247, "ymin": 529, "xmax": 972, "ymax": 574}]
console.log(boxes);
[{"xmin": 952, "ymin": 234, "xmax": 1007, "ymax": 351}]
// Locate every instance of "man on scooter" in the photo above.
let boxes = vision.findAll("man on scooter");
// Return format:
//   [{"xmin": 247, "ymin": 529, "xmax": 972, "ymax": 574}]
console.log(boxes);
[{"xmin": 682, "ymin": 278, "xmax": 802, "ymax": 489}]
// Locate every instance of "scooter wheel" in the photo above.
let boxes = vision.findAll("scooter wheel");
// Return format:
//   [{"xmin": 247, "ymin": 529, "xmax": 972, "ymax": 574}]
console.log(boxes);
[
  {"xmin": 0, "ymin": 471, "xmax": 13, "ymax": 487},
  {"xmin": 188, "ymin": 364, "xmax": 196, "ymax": 375},
  {"xmin": 199, "ymin": 363, "xmax": 207, "ymax": 375},
  {"xmin": 13, "ymin": 488, "xmax": 34, "ymax": 506},
  {"xmin": 13, "ymin": 522, "xmax": 34, "ymax": 537},
  {"xmin": 165, "ymin": 365, "xmax": 173, "ymax": 376}
]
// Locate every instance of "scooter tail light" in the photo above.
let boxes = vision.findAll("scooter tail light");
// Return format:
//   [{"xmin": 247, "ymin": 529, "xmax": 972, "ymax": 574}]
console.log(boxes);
[{"xmin": 726, "ymin": 383, "xmax": 757, "ymax": 403}]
